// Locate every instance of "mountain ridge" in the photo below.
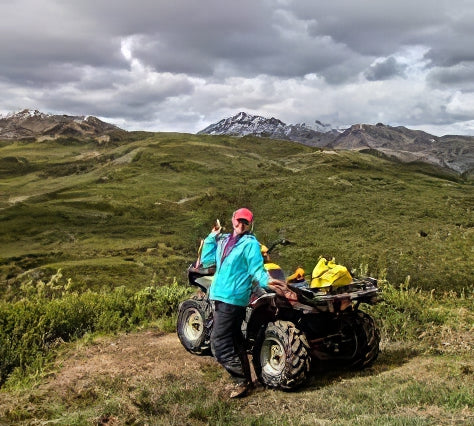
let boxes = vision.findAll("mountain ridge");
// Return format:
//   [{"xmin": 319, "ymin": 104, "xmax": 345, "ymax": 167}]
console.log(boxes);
[
  {"xmin": 199, "ymin": 112, "xmax": 474, "ymax": 174},
  {"xmin": 197, "ymin": 111, "xmax": 337, "ymax": 147},
  {"xmin": 0, "ymin": 109, "xmax": 125, "ymax": 142},
  {"xmin": 1, "ymin": 109, "xmax": 472, "ymax": 174}
]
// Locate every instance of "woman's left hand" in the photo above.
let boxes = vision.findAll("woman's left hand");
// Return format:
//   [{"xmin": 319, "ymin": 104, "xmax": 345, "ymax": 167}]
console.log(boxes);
[{"xmin": 268, "ymin": 279, "xmax": 288, "ymax": 296}]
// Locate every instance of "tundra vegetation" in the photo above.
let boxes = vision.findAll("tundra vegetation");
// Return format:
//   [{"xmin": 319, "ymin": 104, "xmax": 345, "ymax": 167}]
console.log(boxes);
[{"xmin": 0, "ymin": 133, "xmax": 472, "ymax": 424}]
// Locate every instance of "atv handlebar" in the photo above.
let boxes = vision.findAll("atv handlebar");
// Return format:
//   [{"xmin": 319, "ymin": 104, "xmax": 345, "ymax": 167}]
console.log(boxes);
[{"xmin": 266, "ymin": 238, "xmax": 293, "ymax": 254}]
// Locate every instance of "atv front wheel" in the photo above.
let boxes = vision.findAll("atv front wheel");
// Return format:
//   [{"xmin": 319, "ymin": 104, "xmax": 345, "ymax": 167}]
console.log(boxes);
[
  {"xmin": 253, "ymin": 320, "xmax": 310, "ymax": 390},
  {"xmin": 176, "ymin": 298, "xmax": 212, "ymax": 356}
]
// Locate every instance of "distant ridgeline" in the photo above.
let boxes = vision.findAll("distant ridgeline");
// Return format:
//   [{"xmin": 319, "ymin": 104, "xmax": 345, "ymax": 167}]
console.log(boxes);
[
  {"xmin": 1, "ymin": 109, "xmax": 472, "ymax": 175},
  {"xmin": 0, "ymin": 109, "xmax": 126, "ymax": 143},
  {"xmin": 198, "ymin": 112, "xmax": 474, "ymax": 175}
]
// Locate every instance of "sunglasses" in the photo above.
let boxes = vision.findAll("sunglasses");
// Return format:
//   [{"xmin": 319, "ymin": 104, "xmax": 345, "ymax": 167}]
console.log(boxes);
[{"xmin": 237, "ymin": 218, "xmax": 250, "ymax": 226}]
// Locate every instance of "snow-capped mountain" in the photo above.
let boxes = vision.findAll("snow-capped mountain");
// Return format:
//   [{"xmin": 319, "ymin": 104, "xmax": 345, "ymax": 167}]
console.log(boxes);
[
  {"xmin": 198, "ymin": 112, "xmax": 286, "ymax": 136},
  {"xmin": 0, "ymin": 109, "xmax": 123, "ymax": 141},
  {"xmin": 198, "ymin": 112, "xmax": 337, "ymax": 147},
  {"xmin": 2, "ymin": 109, "xmax": 50, "ymax": 121},
  {"xmin": 303, "ymin": 119, "xmax": 335, "ymax": 133}
]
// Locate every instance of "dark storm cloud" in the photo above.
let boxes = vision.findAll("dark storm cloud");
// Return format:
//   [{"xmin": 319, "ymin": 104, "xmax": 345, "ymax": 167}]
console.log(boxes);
[
  {"xmin": 365, "ymin": 57, "xmax": 406, "ymax": 81},
  {"xmin": 115, "ymin": 4, "xmax": 357, "ymax": 80},
  {"xmin": 1, "ymin": 0, "xmax": 474, "ymax": 135},
  {"xmin": 298, "ymin": 1, "xmax": 449, "ymax": 55},
  {"xmin": 0, "ymin": 0, "xmax": 468, "ymax": 80},
  {"xmin": 423, "ymin": 6, "xmax": 474, "ymax": 67},
  {"xmin": 428, "ymin": 63, "xmax": 474, "ymax": 90},
  {"xmin": 0, "ymin": 2, "xmax": 125, "ymax": 71}
]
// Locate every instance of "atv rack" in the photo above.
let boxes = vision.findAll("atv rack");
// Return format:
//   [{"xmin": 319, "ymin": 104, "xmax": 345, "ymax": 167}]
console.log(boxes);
[{"xmin": 288, "ymin": 277, "xmax": 380, "ymax": 312}]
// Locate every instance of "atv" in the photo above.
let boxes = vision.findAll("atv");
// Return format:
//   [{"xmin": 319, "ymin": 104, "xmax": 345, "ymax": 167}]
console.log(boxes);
[{"xmin": 176, "ymin": 240, "xmax": 381, "ymax": 390}]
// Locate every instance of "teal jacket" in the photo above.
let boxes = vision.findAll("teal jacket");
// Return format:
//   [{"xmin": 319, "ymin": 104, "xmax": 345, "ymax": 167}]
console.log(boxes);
[{"xmin": 201, "ymin": 232, "xmax": 269, "ymax": 307}]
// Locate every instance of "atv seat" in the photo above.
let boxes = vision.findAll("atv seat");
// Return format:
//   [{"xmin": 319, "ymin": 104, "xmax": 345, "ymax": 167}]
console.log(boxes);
[
  {"xmin": 188, "ymin": 264, "xmax": 216, "ymax": 292},
  {"xmin": 188, "ymin": 265, "xmax": 216, "ymax": 276}
]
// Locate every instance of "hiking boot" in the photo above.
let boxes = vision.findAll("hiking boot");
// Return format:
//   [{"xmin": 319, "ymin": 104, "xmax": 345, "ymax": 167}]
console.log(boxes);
[{"xmin": 229, "ymin": 382, "xmax": 250, "ymax": 398}]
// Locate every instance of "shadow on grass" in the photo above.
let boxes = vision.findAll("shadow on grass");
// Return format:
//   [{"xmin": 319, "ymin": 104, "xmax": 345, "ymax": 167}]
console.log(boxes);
[{"xmin": 304, "ymin": 343, "xmax": 419, "ymax": 391}]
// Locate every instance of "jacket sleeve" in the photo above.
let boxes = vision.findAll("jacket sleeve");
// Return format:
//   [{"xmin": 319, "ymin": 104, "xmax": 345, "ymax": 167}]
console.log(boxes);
[
  {"xmin": 245, "ymin": 239, "xmax": 269, "ymax": 289},
  {"xmin": 200, "ymin": 233, "xmax": 218, "ymax": 268}
]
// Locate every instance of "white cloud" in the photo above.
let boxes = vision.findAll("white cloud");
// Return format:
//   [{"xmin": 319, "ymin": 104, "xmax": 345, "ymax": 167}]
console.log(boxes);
[
  {"xmin": 1, "ymin": 0, "xmax": 474, "ymax": 136},
  {"xmin": 446, "ymin": 91, "xmax": 474, "ymax": 116}
]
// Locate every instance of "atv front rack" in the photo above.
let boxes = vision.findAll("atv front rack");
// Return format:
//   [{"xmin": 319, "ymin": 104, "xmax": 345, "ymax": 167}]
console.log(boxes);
[{"xmin": 288, "ymin": 277, "xmax": 380, "ymax": 312}]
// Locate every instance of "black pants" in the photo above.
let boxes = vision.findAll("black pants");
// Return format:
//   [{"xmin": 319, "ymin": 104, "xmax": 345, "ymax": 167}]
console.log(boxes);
[{"xmin": 211, "ymin": 301, "xmax": 251, "ymax": 384}]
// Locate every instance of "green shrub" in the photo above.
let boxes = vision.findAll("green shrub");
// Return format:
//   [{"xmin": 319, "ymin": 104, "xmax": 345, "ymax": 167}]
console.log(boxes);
[
  {"xmin": 132, "ymin": 279, "xmax": 192, "ymax": 322},
  {"xmin": 0, "ymin": 270, "xmax": 193, "ymax": 386},
  {"xmin": 369, "ymin": 277, "xmax": 473, "ymax": 348}
]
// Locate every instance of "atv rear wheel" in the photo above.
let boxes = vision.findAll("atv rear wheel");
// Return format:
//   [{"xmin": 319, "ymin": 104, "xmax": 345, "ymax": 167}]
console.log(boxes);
[
  {"xmin": 253, "ymin": 320, "xmax": 310, "ymax": 390},
  {"xmin": 349, "ymin": 311, "xmax": 380, "ymax": 368},
  {"xmin": 176, "ymin": 298, "xmax": 212, "ymax": 356}
]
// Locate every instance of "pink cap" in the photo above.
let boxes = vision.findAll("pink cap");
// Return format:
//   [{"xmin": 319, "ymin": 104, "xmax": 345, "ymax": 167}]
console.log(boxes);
[{"xmin": 233, "ymin": 208, "xmax": 253, "ymax": 223}]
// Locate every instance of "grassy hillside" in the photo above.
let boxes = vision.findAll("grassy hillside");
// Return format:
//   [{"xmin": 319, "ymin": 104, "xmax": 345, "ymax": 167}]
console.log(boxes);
[
  {"xmin": 1, "ymin": 132, "xmax": 472, "ymax": 295},
  {"xmin": 0, "ymin": 133, "xmax": 472, "ymax": 424}
]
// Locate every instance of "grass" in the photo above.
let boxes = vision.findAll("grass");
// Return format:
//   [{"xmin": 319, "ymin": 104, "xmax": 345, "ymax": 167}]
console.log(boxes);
[
  {"xmin": 1, "ymin": 132, "xmax": 472, "ymax": 295},
  {"xmin": 0, "ymin": 131, "xmax": 472, "ymax": 424}
]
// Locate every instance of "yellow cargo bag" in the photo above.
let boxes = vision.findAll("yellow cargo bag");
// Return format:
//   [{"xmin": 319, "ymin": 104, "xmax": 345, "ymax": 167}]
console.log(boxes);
[{"xmin": 311, "ymin": 257, "xmax": 352, "ymax": 288}]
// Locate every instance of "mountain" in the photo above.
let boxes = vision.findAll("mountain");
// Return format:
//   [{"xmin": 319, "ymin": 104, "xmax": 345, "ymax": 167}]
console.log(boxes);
[
  {"xmin": 0, "ymin": 109, "xmax": 125, "ymax": 142},
  {"xmin": 197, "ymin": 111, "xmax": 336, "ymax": 147},
  {"xmin": 329, "ymin": 123, "xmax": 473, "ymax": 174},
  {"xmin": 198, "ymin": 112, "xmax": 474, "ymax": 174}
]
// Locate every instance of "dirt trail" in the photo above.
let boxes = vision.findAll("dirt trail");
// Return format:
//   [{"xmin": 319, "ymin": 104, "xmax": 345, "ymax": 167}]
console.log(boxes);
[{"xmin": 47, "ymin": 330, "xmax": 220, "ymax": 398}]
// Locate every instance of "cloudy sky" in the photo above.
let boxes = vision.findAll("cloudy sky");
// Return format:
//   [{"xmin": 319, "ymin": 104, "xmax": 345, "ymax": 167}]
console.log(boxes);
[{"xmin": 1, "ymin": 0, "xmax": 474, "ymax": 136}]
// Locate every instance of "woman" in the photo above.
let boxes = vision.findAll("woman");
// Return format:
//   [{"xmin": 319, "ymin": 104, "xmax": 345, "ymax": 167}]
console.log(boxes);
[{"xmin": 200, "ymin": 208, "xmax": 285, "ymax": 398}]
